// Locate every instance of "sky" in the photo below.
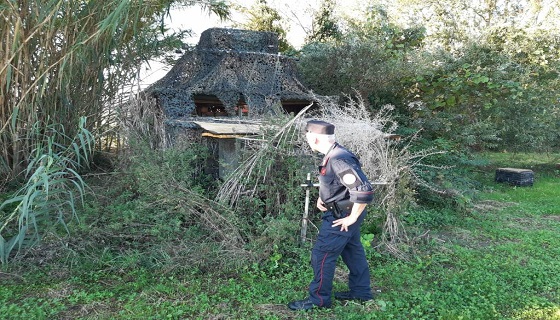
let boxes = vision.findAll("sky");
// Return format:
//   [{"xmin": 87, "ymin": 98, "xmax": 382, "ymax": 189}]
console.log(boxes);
[
  {"xmin": 139, "ymin": 0, "xmax": 362, "ymax": 87},
  {"xmin": 177, "ymin": 0, "xmax": 313, "ymax": 48}
]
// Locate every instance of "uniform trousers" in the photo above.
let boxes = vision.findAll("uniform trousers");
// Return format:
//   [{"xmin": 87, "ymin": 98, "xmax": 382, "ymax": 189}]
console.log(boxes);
[{"xmin": 308, "ymin": 210, "xmax": 373, "ymax": 307}]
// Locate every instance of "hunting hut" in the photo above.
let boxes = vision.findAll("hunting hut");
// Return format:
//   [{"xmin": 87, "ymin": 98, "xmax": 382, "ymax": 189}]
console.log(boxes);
[{"xmin": 145, "ymin": 28, "xmax": 320, "ymax": 178}]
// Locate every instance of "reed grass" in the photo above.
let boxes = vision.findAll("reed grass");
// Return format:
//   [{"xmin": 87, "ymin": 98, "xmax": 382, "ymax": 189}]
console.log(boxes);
[
  {"xmin": 0, "ymin": 117, "xmax": 94, "ymax": 264},
  {"xmin": 0, "ymin": 0, "xmax": 229, "ymax": 183},
  {"xmin": 0, "ymin": 0, "xmax": 148, "ymax": 263},
  {"xmin": 0, "ymin": 1, "xmax": 231, "ymax": 262}
]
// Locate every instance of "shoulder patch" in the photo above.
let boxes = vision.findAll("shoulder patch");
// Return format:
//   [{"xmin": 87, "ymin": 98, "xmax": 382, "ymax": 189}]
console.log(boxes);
[
  {"xmin": 342, "ymin": 173, "xmax": 357, "ymax": 185},
  {"xmin": 337, "ymin": 168, "xmax": 361, "ymax": 189}
]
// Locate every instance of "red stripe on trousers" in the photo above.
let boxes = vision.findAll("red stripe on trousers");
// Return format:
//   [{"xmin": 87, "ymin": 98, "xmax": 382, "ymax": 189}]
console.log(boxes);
[{"xmin": 315, "ymin": 252, "xmax": 329, "ymax": 306}]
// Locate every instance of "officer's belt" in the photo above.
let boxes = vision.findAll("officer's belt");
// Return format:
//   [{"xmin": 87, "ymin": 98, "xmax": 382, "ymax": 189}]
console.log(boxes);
[{"xmin": 324, "ymin": 199, "xmax": 353, "ymax": 213}]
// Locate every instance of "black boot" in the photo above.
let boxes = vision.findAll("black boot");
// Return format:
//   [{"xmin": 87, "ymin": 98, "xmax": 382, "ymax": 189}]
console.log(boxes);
[
  {"xmin": 334, "ymin": 291, "xmax": 372, "ymax": 301},
  {"xmin": 288, "ymin": 298, "xmax": 330, "ymax": 310}
]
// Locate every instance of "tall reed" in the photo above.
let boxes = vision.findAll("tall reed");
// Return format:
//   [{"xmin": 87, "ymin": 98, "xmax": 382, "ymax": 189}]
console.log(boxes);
[
  {"xmin": 0, "ymin": 0, "xmax": 229, "ymax": 185},
  {"xmin": 0, "ymin": 117, "xmax": 94, "ymax": 264},
  {"xmin": 0, "ymin": 0, "xmax": 230, "ymax": 263}
]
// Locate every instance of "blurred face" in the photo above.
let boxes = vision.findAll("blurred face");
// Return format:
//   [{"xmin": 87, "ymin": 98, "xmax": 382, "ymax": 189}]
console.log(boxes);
[{"xmin": 306, "ymin": 131, "xmax": 318, "ymax": 151}]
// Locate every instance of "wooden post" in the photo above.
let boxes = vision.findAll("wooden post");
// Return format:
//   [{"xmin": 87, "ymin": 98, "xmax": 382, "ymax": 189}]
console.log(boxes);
[{"xmin": 300, "ymin": 173, "xmax": 319, "ymax": 244}]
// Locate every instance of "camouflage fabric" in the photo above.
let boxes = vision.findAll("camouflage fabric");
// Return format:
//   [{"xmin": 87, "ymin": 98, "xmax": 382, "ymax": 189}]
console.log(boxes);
[{"xmin": 147, "ymin": 28, "xmax": 317, "ymax": 118}]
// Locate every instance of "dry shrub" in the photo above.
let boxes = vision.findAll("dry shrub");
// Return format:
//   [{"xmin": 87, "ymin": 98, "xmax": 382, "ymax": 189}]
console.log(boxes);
[
  {"xmin": 118, "ymin": 93, "xmax": 168, "ymax": 150},
  {"xmin": 105, "ymin": 95, "xmax": 254, "ymax": 269},
  {"xmin": 216, "ymin": 93, "xmax": 445, "ymax": 258},
  {"xmin": 0, "ymin": 0, "xmax": 169, "ymax": 181},
  {"xmin": 118, "ymin": 90, "xmax": 445, "ymax": 260},
  {"xmin": 315, "ymin": 94, "xmax": 446, "ymax": 258},
  {"xmin": 216, "ymin": 104, "xmax": 313, "ymax": 206}
]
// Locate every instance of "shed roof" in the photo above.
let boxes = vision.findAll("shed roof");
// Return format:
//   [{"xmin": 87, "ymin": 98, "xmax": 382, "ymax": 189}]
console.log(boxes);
[{"xmin": 147, "ymin": 28, "xmax": 318, "ymax": 118}]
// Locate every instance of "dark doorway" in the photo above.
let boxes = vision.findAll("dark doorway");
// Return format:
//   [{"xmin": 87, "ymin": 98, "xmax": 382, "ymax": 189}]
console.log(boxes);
[
  {"xmin": 192, "ymin": 94, "xmax": 249, "ymax": 117},
  {"xmin": 281, "ymin": 100, "xmax": 317, "ymax": 115}
]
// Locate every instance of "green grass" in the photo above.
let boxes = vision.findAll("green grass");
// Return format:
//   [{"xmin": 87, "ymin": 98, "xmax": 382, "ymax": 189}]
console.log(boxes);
[{"xmin": 1, "ymin": 153, "xmax": 559, "ymax": 319}]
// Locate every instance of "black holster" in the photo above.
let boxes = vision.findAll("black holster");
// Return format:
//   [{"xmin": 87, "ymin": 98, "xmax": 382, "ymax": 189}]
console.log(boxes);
[{"xmin": 324, "ymin": 199, "xmax": 353, "ymax": 219}]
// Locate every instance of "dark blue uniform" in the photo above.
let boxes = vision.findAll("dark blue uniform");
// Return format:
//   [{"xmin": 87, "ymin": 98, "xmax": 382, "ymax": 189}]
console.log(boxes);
[{"xmin": 308, "ymin": 143, "xmax": 374, "ymax": 307}]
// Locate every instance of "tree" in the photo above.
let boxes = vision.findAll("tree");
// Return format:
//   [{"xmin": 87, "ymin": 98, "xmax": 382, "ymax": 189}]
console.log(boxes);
[
  {"xmin": 297, "ymin": 4, "xmax": 426, "ymax": 101},
  {"xmin": 306, "ymin": 0, "xmax": 341, "ymax": 43},
  {"xmin": 391, "ymin": 0, "xmax": 560, "ymax": 51},
  {"xmin": 234, "ymin": 0, "xmax": 294, "ymax": 52},
  {"xmin": 297, "ymin": 1, "xmax": 559, "ymax": 152}
]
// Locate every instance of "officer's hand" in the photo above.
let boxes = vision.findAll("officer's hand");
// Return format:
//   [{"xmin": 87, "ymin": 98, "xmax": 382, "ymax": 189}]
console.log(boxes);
[
  {"xmin": 332, "ymin": 216, "xmax": 358, "ymax": 232},
  {"xmin": 317, "ymin": 198, "xmax": 327, "ymax": 211}
]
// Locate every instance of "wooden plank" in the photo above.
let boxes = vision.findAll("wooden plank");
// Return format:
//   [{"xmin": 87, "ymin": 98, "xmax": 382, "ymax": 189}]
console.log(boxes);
[
  {"xmin": 201, "ymin": 132, "xmax": 246, "ymax": 139},
  {"xmin": 193, "ymin": 121, "xmax": 261, "ymax": 135}
]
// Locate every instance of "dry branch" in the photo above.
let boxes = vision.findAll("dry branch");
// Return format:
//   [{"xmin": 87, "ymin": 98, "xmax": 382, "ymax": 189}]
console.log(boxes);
[
  {"xmin": 216, "ymin": 104, "xmax": 313, "ymax": 206},
  {"xmin": 216, "ymin": 93, "xmax": 448, "ymax": 258}
]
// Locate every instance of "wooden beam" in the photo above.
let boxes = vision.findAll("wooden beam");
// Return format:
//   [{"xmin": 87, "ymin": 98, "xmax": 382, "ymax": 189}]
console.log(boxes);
[{"xmin": 201, "ymin": 132, "xmax": 246, "ymax": 139}]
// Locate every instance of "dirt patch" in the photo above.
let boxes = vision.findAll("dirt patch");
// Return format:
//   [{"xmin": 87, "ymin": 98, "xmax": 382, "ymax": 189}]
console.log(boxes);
[
  {"xmin": 56, "ymin": 301, "xmax": 115, "ymax": 320},
  {"xmin": 255, "ymin": 304, "xmax": 299, "ymax": 319},
  {"xmin": 431, "ymin": 227, "xmax": 519, "ymax": 251},
  {"xmin": 507, "ymin": 215, "xmax": 560, "ymax": 232},
  {"xmin": 473, "ymin": 200, "xmax": 517, "ymax": 212},
  {"xmin": 0, "ymin": 271, "xmax": 25, "ymax": 283}
]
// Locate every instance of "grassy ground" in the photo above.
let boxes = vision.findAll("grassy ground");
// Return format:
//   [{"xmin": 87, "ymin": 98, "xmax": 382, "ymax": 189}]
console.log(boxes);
[{"xmin": 1, "ymin": 153, "xmax": 559, "ymax": 319}]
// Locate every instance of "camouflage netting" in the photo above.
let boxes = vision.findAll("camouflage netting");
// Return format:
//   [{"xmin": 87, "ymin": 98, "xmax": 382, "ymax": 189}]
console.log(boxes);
[{"xmin": 146, "ymin": 28, "xmax": 318, "ymax": 118}]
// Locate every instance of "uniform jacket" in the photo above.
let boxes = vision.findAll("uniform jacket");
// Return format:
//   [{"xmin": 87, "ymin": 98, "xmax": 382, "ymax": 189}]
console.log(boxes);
[{"xmin": 318, "ymin": 143, "xmax": 374, "ymax": 205}]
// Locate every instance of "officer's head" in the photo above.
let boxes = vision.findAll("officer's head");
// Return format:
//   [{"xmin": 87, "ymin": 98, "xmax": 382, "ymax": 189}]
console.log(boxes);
[
  {"xmin": 306, "ymin": 120, "xmax": 335, "ymax": 135},
  {"xmin": 305, "ymin": 120, "xmax": 336, "ymax": 153}
]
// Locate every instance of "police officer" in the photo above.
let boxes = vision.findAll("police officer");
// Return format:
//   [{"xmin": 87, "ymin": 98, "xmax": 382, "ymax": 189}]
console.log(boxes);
[{"xmin": 288, "ymin": 120, "xmax": 375, "ymax": 311}]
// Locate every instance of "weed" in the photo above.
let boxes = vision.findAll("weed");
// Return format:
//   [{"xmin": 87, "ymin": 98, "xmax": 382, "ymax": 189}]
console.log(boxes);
[{"xmin": 2, "ymin": 152, "xmax": 559, "ymax": 319}]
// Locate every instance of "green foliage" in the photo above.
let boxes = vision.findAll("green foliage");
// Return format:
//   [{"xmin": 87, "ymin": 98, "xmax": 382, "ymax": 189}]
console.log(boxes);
[
  {"xmin": 1, "ymin": 153, "xmax": 560, "ymax": 319},
  {"xmin": 297, "ymin": 20, "xmax": 425, "ymax": 99},
  {"xmin": 0, "ymin": 117, "xmax": 93, "ymax": 264},
  {"xmin": 75, "ymin": 139, "xmax": 252, "ymax": 273},
  {"xmin": 296, "ymin": 42, "xmax": 351, "ymax": 94},
  {"xmin": 405, "ymin": 38, "xmax": 559, "ymax": 153},
  {"xmin": 297, "ymin": 3, "xmax": 426, "ymax": 97},
  {"xmin": 87, "ymin": 142, "xmax": 215, "ymax": 228},
  {"xmin": 235, "ymin": 0, "xmax": 294, "ymax": 52},
  {"xmin": 298, "ymin": 9, "xmax": 559, "ymax": 154},
  {"xmin": 306, "ymin": 0, "xmax": 341, "ymax": 43},
  {"xmin": 403, "ymin": 208, "xmax": 455, "ymax": 230},
  {"xmin": 126, "ymin": 140, "xmax": 217, "ymax": 197},
  {"xmin": 357, "ymin": 5, "xmax": 426, "ymax": 51},
  {"xmin": 484, "ymin": 28, "xmax": 560, "ymax": 152},
  {"xmin": 395, "ymin": 0, "xmax": 560, "ymax": 51}
]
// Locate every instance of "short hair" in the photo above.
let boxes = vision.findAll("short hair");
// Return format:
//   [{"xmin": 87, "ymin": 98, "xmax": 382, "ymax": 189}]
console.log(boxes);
[{"xmin": 306, "ymin": 120, "xmax": 335, "ymax": 134}]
